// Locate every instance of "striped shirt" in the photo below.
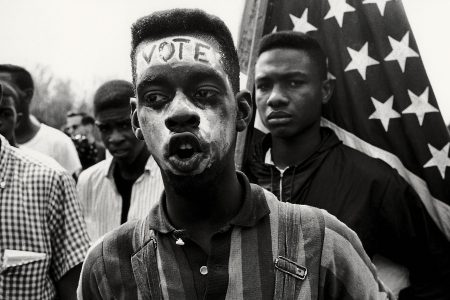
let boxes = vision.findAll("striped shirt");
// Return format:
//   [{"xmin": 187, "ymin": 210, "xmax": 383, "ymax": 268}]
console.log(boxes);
[
  {"xmin": 0, "ymin": 135, "xmax": 90, "ymax": 300},
  {"xmin": 78, "ymin": 172, "xmax": 392, "ymax": 299},
  {"xmin": 77, "ymin": 155, "xmax": 164, "ymax": 242}
]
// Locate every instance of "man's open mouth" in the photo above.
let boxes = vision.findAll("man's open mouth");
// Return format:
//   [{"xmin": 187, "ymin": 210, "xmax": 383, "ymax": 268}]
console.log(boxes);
[{"xmin": 169, "ymin": 132, "xmax": 202, "ymax": 160}]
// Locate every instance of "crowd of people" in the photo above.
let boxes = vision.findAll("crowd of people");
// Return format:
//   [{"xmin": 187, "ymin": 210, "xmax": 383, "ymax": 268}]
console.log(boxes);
[{"xmin": 0, "ymin": 8, "xmax": 449, "ymax": 300}]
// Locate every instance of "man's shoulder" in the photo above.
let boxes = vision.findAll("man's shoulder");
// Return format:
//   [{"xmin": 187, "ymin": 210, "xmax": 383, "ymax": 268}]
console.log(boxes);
[
  {"xmin": 78, "ymin": 159, "xmax": 111, "ymax": 182},
  {"xmin": 7, "ymin": 143, "xmax": 66, "ymax": 178},
  {"xmin": 85, "ymin": 220, "xmax": 140, "ymax": 265},
  {"xmin": 329, "ymin": 143, "xmax": 401, "ymax": 181}
]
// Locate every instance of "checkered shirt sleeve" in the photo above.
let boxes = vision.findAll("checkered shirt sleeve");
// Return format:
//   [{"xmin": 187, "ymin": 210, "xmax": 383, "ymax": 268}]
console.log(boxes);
[{"xmin": 0, "ymin": 139, "xmax": 90, "ymax": 299}]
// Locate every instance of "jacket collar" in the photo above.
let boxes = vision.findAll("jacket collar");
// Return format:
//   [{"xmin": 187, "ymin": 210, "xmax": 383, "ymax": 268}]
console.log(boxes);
[{"xmin": 262, "ymin": 127, "xmax": 342, "ymax": 169}]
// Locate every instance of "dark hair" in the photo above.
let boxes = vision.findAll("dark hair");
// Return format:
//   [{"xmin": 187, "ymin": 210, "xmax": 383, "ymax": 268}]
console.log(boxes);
[
  {"xmin": 130, "ymin": 8, "xmax": 240, "ymax": 94},
  {"xmin": 93, "ymin": 80, "xmax": 134, "ymax": 116},
  {"xmin": 0, "ymin": 80, "xmax": 19, "ymax": 100},
  {"xmin": 258, "ymin": 31, "xmax": 327, "ymax": 80},
  {"xmin": 66, "ymin": 111, "xmax": 87, "ymax": 118},
  {"xmin": 81, "ymin": 115, "xmax": 95, "ymax": 125},
  {"xmin": 0, "ymin": 64, "xmax": 34, "ymax": 94}
]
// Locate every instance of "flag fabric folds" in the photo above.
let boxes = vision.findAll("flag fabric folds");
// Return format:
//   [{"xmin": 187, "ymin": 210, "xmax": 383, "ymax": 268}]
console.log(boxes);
[{"xmin": 239, "ymin": 0, "xmax": 450, "ymax": 239}]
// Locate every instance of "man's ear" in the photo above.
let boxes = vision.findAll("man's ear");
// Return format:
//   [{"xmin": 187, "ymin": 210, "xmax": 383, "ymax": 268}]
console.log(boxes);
[
  {"xmin": 321, "ymin": 78, "xmax": 335, "ymax": 104},
  {"xmin": 15, "ymin": 112, "xmax": 23, "ymax": 129},
  {"xmin": 130, "ymin": 97, "xmax": 144, "ymax": 140},
  {"xmin": 23, "ymin": 88, "xmax": 34, "ymax": 105},
  {"xmin": 235, "ymin": 90, "xmax": 253, "ymax": 132}
]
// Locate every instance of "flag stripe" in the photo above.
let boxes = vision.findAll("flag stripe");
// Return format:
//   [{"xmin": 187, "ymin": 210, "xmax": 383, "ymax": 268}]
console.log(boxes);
[{"xmin": 321, "ymin": 117, "xmax": 450, "ymax": 238}]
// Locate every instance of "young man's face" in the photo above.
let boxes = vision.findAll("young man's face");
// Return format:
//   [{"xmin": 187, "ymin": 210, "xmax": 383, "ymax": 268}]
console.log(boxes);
[
  {"xmin": 96, "ymin": 107, "xmax": 146, "ymax": 164},
  {"xmin": 66, "ymin": 115, "xmax": 83, "ymax": 136},
  {"xmin": 132, "ymin": 35, "xmax": 242, "ymax": 178},
  {"xmin": 0, "ymin": 95, "xmax": 17, "ymax": 143},
  {"xmin": 255, "ymin": 48, "xmax": 331, "ymax": 138}
]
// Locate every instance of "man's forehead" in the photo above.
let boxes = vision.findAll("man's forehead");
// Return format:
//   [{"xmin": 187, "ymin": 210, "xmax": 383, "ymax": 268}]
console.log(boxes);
[{"xmin": 135, "ymin": 35, "xmax": 225, "ymax": 77}]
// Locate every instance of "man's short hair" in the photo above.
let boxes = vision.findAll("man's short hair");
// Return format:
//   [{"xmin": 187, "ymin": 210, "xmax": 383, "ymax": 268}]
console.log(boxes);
[
  {"xmin": 93, "ymin": 80, "xmax": 134, "ymax": 116},
  {"xmin": 0, "ymin": 64, "xmax": 34, "ymax": 94},
  {"xmin": 130, "ymin": 8, "xmax": 240, "ymax": 94},
  {"xmin": 258, "ymin": 31, "xmax": 328, "ymax": 80},
  {"xmin": 66, "ymin": 111, "xmax": 87, "ymax": 118},
  {"xmin": 0, "ymin": 80, "xmax": 19, "ymax": 102},
  {"xmin": 66, "ymin": 111, "xmax": 94, "ymax": 125},
  {"xmin": 81, "ymin": 115, "xmax": 95, "ymax": 126}
]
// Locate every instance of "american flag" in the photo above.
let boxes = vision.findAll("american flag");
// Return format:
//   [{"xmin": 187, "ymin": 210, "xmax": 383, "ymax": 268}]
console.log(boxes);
[{"xmin": 237, "ymin": 0, "xmax": 450, "ymax": 239}]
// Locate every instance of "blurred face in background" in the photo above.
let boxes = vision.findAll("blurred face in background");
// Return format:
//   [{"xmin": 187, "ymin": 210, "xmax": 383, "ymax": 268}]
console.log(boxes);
[
  {"xmin": 0, "ymin": 90, "xmax": 18, "ymax": 143},
  {"xmin": 96, "ymin": 106, "xmax": 146, "ymax": 164},
  {"xmin": 66, "ymin": 115, "xmax": 83, "ymax": 136}
]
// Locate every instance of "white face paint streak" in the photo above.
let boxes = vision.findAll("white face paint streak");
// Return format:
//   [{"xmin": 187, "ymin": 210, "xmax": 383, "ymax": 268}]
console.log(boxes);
[{"xmin": 136, "ymin": 36, "xmax": 223, "ymax": 76}]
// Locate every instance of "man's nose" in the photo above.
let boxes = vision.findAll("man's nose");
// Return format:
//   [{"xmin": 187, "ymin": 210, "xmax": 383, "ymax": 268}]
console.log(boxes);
[
  {"xmin": 165, "ymin": 93, "xmax": 200, "ymax": 132},
  {"xmin": 108, "ymin": 128, "xmax": 125, "ymax": 144},
  {"xmin": 266, "ymin": 84, "xmax": 289, "ymax": 108}
]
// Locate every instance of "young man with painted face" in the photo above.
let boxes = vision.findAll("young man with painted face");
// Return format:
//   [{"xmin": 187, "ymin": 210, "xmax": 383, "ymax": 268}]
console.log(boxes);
[
  {"xmin": 77, "ymin": 80, "xmax": 163, "ymax": 242},
  {"xmin": 244, "ymin": 31, "xmax": 450, "ymax": 299},
  {"xmin": 0, "ymin": 64, "xmax": 82, "ymax": 176},
  {"xmin": 0, "ymin": 82, "xmax": 90, "ymax": 300},
  {"xmin": 78, "ymin": 9, "xmax": 393, "ymax": 299}
]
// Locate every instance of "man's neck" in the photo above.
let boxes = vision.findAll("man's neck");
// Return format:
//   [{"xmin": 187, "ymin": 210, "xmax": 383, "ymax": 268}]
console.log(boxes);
[
  {"xmin": 115, "ymin": 146, "xmax": 150, "ymax": 181},
  {"xmin": 15, "ymin": 114, "xmax": 41, "ymax": 144},
  {"xmin": 271, "ymin": 125, "xmax": 322, "ymax": 169},
  {"xmin": 163, "ymin": 164, "xmax": 243, "ymax": 253}
]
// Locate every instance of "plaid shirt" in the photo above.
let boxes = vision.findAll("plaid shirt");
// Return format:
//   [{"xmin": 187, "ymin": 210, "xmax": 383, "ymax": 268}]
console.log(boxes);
[{"xmin": 0, "ymin": 135, "xmax": 90, "ymax": 299}]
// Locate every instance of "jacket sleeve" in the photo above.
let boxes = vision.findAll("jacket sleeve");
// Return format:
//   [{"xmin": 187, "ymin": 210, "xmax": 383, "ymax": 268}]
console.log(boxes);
[
  {"xmin": 376, "ymin": 175, "xmax": 450, "ymax": 299},
  {"xmin": 319, "ymin": 212, "xmax": 394, "ymax": 300}
]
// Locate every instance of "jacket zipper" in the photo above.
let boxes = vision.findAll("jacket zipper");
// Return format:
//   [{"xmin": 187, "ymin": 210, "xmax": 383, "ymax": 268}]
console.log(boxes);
[{"xmin": 279, "ymin": 168, "xmax": 285, "ymax": 202}]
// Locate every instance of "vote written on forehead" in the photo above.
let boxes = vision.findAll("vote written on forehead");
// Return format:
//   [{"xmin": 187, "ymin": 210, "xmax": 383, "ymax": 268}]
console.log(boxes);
[{"xmin": 141, "ymin": 37, "xmax": 219, "ymax": 66}]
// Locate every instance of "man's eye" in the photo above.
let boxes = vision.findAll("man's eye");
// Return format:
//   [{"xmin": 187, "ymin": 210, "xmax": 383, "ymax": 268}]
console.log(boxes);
[
  {"xmin": 143, "ymin": 92, "xmax": 168, "ymax": 104},
  {"xmin": 96, "ymin": 124, "xmax": 111, "ymax": 133},
  {"xmin": 288, "ymin": 80, "xmax": 303, "ymax": 88},
  {"xmin": 256, "ymin": 83, "xmax": 270, "ymax": 92},
  {"xmin": 118, "ymin": 121, "xmax": 131, "ymax": 130},
  {"xmin": 194, "ymin": 88, "xmax": 219, "ymax": 99}
]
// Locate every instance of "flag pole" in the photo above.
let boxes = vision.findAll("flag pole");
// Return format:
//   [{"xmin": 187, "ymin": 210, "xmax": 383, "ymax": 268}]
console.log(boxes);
[{"xmin": 235, "ymin": 0, "xmax": 269, "ymax": 170}]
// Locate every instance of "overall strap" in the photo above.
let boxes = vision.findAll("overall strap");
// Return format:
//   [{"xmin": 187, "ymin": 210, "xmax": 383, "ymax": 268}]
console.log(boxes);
[
  {"xmin": 102, "ymin": 220, "xmax": 140, "ymax": 299},
  {"xmin": 131, "ymin": 214, "xmax": 162, "ymax": 299},
  {"xmin": 273, "ymin": 201, "xmax": 326, "ymax": 299}
]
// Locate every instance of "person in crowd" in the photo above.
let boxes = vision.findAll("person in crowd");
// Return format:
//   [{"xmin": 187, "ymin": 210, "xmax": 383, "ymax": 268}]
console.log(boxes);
[
  {"xmin": 65, "ymin": 111, "xmax": 106, "ymax": 169},
  {"xmin": 78, "ymin": 9, "xmax": 393, "ymax": 299},
  {"xmin": 0, "ymin": 79, "xmax": 64, "ymax": 171},
  {"xmin": 244, "ymin": 31, "xmax": 450, "ymax": 299},
  {"xmin": 77, "ymin": 80, "xmax": 164, "ymax": 242},
  {"xmin": 0, "ymin": 82, "xmax": 90, "ymax": 300},
  {"xmin": 0, "ymin": 64, "xmax": 82, "ymax": 177}
]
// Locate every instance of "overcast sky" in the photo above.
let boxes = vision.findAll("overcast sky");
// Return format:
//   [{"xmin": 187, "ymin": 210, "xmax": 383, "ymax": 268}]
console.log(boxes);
[{"xmin": 0, "ymin": 0, "xmax": 449, "ymax": 123}]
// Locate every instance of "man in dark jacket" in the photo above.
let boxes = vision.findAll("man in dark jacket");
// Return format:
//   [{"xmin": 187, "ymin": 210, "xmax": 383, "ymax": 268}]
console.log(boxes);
[{"xmin": 244, "ymin": 31, "xmax": 450, "ymax": 299}]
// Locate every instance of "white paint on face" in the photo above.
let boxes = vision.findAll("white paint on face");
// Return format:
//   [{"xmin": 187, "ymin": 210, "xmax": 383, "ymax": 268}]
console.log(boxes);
[
  {"xmin": 135, "ymin": 36, "xmax": 224, "ymax": 81},
  {"xmin": 134, "ymin": 35, "xmax": 237, "ymax": 178}
]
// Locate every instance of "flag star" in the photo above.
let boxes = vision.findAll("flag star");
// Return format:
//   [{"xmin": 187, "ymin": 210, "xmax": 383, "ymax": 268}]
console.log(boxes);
[
  {"xmin": 324, "ymin": 0, "xmax": 356, "ymax": 27},
  {"xmin": 402, "ymin": 87, "xmax": 438, "ymax": 126},
  {"xmin": 385, "ymin": 31, "xmax": 419, "ymax": 72},
  {"xmin": 290, "ymin": 9, "xmax": 317, "ymax": 33},
  {"xmin": 423, "ymin": 143, "xmax": 450, "ymax": 179},
  {"xmin": 369, "ymin": 96, "xmax": 401, "ymax": 131},
  {"xmin": 344, "ymin": 42, "xmax": 379, "ymax": 80},
  {"xmin": 327, "ymin": 71, "xmax": 336, "ymax": 80},
  {"xmin": 363, "ymin": 0, "xmax": 392, "ymax": 16}
]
